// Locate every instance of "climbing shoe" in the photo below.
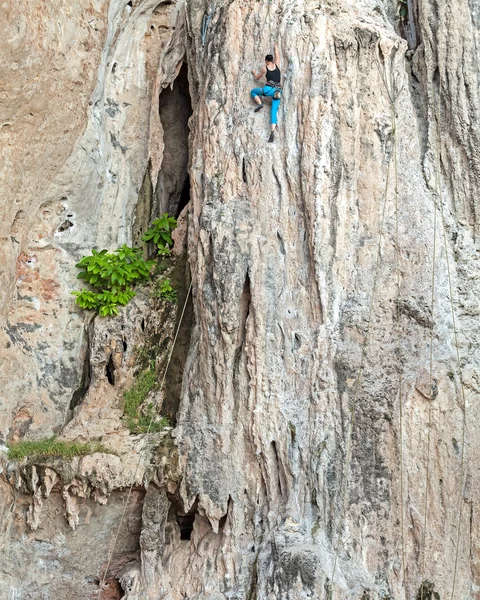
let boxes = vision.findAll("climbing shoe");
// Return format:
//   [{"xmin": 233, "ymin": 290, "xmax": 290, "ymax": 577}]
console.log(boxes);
[
  {"xmin": 254, "ymin": 104, "xmax": 264, "ymax": 113},
  {"xmin": 268, "ymin": 131, "xmax": 275, "ymax": 143}
]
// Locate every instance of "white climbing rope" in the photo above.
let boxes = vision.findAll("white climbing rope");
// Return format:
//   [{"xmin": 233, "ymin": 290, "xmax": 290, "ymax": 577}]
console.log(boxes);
[{"xmin": 330, "ymin": 52, "xmax": 406, "ymax": 596}]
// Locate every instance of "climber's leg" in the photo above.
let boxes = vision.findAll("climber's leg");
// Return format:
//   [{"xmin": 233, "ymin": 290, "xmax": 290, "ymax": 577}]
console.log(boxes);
[
  {"xmin": 270, "ymin": 97, "xmax": 280, "ymax": 127},
  {"xmin": 268, "ymin": 94, "xmax": 280, "ymax": 142},
  {"xmin": 251, "ymin": 87, "xmax": 264, "ymax": 107}
]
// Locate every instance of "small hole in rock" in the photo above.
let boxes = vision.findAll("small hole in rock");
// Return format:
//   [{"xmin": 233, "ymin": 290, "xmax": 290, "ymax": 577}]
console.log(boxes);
[
  {"xmin": 176, "ymin": 176, "xmax": 190, "ymax": 217},
  {"xmin": 58, "ymin": 219, "xmax": 74, "ymax": 232},
  {"xmin": 219, "ymin": 510, "xmax": 229, "ymax": 530},
  {"xmin": 242, "ymin": 158, "xmax": 247, "ymax": 184},
  {"xmin": 168, "ymin": 495, "xmax": 198, "ymax": 541},
  {"xmin": 177, "ymin": 511, "xmax": 196, "ymax": 540},
  {"xmin": 105, "ymin": 355, "xmax": 115, "ymax": 385},
  {"xmin": 151, "ymin": 25, "xmax": 155, "ymax": 30},
  {"xmin": 126, "ymin": 0, "xmax": 132, "ymax": 6},
  {"xmin": 140, "ymin": 318, "xmax": 145, "ymax": 332},
  {"xmin": 98, "ymin": 577, "xmax": 124, "ymax": 600},
  {"xmin": 123, "ymin": 339, "xmax": 127, "ymax": 352}
]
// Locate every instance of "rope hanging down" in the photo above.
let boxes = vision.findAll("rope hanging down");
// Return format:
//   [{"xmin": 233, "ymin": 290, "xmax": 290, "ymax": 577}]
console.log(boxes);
[
  {"xmin": 329, "ymin": 53, "xmax": 406, "ymax": 595},
  {"xmin": 418, "ymin": 89, "xmax": 469, "ymax": 600},
  {"xmin": 419, "ymin": 98, "xmax": 439, "ymax": 598},
  {"xmin": 392, "ymin": 102, "xmax": 407, "ymax": 590},
  {"xmin": 440, "ymin": 136, "xmax": 469, "ymax": 600},
  {"xmin": 100, "ymin": 278, "xmax": 193, "ymax": 590},
  {"xmin": 329, "ymin": 101, "xmax": 397, "ymax": 592}
]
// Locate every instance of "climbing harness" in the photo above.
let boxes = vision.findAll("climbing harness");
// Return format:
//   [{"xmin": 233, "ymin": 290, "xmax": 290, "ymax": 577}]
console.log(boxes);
[
  {"xmin": 201, "ymin": 3, "xmax": 215, "ymax": 48},
  {"xmin": 100, "ymin": 279, "xmax": 193, "ymax": 590},
  {"xmin": 266, "ymin": 81, "xmax": 282, "ymax": 99}
]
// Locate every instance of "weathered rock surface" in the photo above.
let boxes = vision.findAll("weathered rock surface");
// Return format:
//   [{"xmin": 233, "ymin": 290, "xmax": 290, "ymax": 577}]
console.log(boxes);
[{"xmin": 1, "ymin": 0, "xmax": 480, "ymax": 599}]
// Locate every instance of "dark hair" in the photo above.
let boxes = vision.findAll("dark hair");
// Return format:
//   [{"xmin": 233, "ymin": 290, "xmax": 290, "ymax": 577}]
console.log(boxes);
[{"xmin": 265, "ymin": 54, "xmax": 274, "ymax": 62}]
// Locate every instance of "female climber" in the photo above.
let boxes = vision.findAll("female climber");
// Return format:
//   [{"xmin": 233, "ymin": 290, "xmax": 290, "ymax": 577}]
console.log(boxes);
[{"xmin": 251, "ymin": 43, "xmax": 281, "ymax": 143}]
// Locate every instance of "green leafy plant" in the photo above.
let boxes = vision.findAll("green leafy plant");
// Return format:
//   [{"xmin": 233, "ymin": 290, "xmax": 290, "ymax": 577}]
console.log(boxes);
[
  {"xmin": 7, "ymin": 437, "xmax": 113, "ymax": 460},
  {"xmin": 153, "ymin": 277, "xmax": 177, "ymax": 303},
  {"xmin": 72, "ymin": 245, "xmax": 154, "ymax": 316},
  {"xmin": 142, "ymin": 213, "xmax": 177, "ymax": 256},
  {"xmin": 123, "ymin": 368, "xmax": 170, "ymax": 434}
]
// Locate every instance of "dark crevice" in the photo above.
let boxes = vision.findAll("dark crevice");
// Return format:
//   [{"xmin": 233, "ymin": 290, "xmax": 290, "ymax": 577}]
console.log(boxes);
[
  {"xmin": 140, "ymin": 318, "xmax": 145, "ymax": 332},
  {"xmin": 99, "ymin": 578, "xmax": 124, "ymax": 600},
  {"xmin": 162, "ymin": 257, "xmax": 194, "ymax": 424},
  {"xmin": 416, "ymin": 581, "xmax": 440, "ymax": 600},
  {"xmin": 155, "ymin": 62, "xmax": 193, "ymax": 218},
  {"xmin": 167, "ymin": 494, "xmax": 198, "ymax": 541},
  {"xmin": 66, "ymin": 319, "xmax": 92, "ymax": 424},
  {"xmin": 219, "ymin": 496, "xmax": 233, "ymax": 530},
  {"xmin": 123, "ymin": 339, "xmax": 128, "ymax": 353},
  {"xmin": 242, "ymin": 158, "xmax": 248, "ymax": 183},
  {"xmin": 236, "ymin": 273, "xmax": 251, "ymax": 349},
  {"xmin": 178, "ymin": 511, "xmax": 196, "ymax": 540},
  {"xmin": 176, "ymin": 175, "xmax": 190, "ymax": 217},
  {"xmin": 271, "ymin": 441, "xmax": 284, "ymax": 496},
  {"xmin": 69, "ymin": 355, "xmax": 91, "ymax": 412},
  {"xmin": 58, "ymin": 219, "xmax": 73, "ymax": 232},
  {"xmin": 105, "ymin": 355, "xmax": 115, "ymax": 385},
  {"xmin": 233, "ymin": 274, "xmax": 252, "ymax": 423}
]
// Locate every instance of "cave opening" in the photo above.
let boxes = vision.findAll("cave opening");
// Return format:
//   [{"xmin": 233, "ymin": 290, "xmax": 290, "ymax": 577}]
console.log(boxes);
[
  {"xmin": 105, "ymin": 355, "xmax": 115, "ymax": 385},
  {"xmin": 177, "ymin": 175, "xmax": 190, "ymax": 217},
  {"xmin": 177, "ymin": 510, "xmax": 196, "ymax": 540},
  {"xmin": 167, "ymin": 495, "xmax": 198, "ymax": 541},
  {"xmin": 155, "ymin": 62, "xmax": 192, "ymax": 219}
]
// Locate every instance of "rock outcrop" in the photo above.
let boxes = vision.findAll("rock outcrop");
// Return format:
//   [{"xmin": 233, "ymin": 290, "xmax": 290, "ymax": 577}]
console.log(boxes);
[{"xmin": 1, "ymin": 0, "xmax": 480, "ymax": 599}]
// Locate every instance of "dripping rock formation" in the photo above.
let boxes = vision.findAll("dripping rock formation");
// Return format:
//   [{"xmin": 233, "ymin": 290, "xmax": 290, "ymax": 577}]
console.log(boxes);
[{"xmin": 1, "ymin": 0, "xmax": 480, "ymax": 598}]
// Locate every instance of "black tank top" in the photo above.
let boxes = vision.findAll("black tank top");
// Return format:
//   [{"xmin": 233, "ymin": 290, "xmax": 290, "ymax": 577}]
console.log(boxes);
[{"xmin": 265, "ymin": 64, "xmax": 281, "ymax": 84}]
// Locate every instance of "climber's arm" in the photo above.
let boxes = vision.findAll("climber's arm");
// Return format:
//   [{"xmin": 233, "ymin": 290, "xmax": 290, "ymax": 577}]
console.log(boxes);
[
  {"xmin": 251, "ymin": 67, "xmax": 266, "ymax": 80},
  {"xmin": 274, "ymin": 43, "xmax": 281, "ymax": 68}
]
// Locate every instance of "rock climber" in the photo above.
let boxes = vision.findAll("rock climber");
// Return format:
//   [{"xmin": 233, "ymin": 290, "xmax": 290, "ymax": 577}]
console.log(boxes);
[{"xmin": 251, "ymin": 43, "xmax": 282, "ymax": 143}]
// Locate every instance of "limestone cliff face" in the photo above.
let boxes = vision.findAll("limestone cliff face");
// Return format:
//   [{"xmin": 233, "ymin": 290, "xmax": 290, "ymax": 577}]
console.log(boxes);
[{"xmin": 1, "ymin": 0, "xmax": 480, "ymax": 599}]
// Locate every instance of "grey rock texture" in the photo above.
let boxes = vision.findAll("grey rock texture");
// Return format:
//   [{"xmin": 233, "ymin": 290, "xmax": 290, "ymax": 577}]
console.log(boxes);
[{"xmin": 1, "ymin": 0, "xmax": 480, "ymax": 599}]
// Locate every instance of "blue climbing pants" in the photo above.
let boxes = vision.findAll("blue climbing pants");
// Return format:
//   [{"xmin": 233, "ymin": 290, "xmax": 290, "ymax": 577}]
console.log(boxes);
[{"xmin": 251, "ymin": 86, "xmax": 281, "ymax": 125}]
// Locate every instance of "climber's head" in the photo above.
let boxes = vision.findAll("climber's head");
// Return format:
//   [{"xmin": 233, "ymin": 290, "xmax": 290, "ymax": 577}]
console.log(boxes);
[{"xmin": 265, "ymin": 54, "xmax": 274, "ymax": 64}]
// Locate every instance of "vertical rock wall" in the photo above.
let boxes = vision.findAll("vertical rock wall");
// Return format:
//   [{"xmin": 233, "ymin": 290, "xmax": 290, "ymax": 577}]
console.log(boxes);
[{"xmin": 1, "ymin": 0, "xmax": 480, "ymax": 599}]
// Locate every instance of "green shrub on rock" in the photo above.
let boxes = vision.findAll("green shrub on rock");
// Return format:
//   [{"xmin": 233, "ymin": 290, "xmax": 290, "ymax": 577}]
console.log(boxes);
[
  {"xmin": 153, "ymin": 277, "xmax": 177, "ymax": 303},
  {"xmin": 72, "ymin": 245, "xmax": 154, "ymax": 316},
  {"xmin": 142, "ymin": 213, "xmax": 177, "ymax": 256}
]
